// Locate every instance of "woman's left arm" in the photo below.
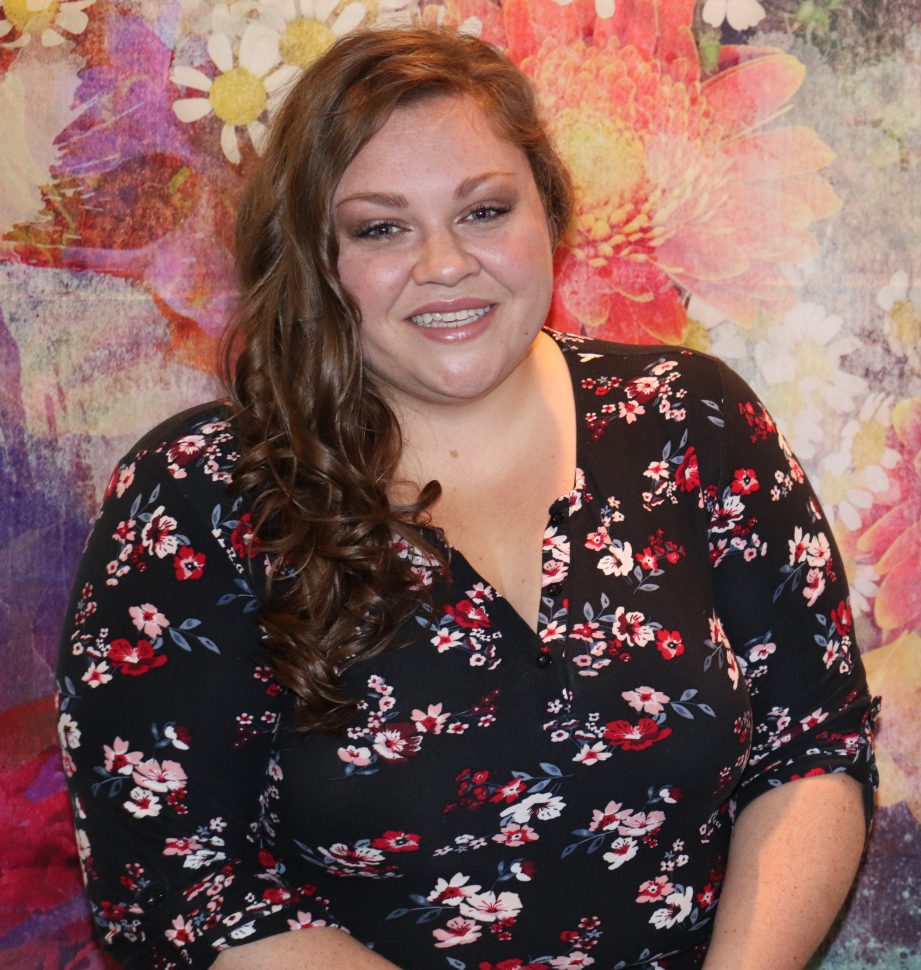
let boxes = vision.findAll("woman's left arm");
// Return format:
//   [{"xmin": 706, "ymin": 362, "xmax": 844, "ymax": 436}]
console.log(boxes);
[
  {"xmin": 703, "ymin": 772, "xmax": 866, "ymax": 969},
  {"xmin": 698, "ymin": 360, "xmax": 880, "ymax": 967}
]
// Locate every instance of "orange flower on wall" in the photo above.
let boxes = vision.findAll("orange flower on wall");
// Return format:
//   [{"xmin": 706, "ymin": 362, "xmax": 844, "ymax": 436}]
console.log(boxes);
[{"xmin": 449, "ymin": 0, "xmax": 842, "ymax": 342}]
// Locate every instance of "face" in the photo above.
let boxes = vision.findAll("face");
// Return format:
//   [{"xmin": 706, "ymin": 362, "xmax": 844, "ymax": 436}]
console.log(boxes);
[{"xmin": 332, "ymin": 96, "xmax": 554, "ymax": 411}]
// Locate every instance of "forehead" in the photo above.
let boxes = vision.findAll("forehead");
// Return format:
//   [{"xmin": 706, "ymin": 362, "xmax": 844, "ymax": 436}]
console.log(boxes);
[{"xmin": 333, "ymin": 96, "xmax": 531, "ymax": 196}]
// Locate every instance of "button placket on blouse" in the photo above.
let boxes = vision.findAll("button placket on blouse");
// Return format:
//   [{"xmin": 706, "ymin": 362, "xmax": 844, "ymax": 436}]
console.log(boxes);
[{"xmin": 537, "ymin": 498, "xmax": 571, "ymax": 668}]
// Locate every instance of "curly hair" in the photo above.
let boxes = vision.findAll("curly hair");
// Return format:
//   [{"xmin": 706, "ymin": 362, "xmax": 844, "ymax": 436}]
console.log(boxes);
[{"xmin": 223, "ymin": 26, "xmax": 574, "ymax": 732}]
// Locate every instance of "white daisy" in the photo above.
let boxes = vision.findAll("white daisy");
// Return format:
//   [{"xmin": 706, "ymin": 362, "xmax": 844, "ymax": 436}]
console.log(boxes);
[
  {"xmin": 260, "ymin": 0, "xmax": 366, "ymax": 70},
  {"xmin": 753, "ymin": 303, "xmax": 867, "ymax": 460},
  {"xmin": 876, "ymin": 270, "xmax": 921, "ymax": 374},
  {"xmin": 701, "ymin": 0, "xmax": 766, "ymax": 31},
  {"xmin": 816, "ymin": 394, "xmax": 900, "ymax": 533},
  {"xmin": 0, "ymin": 0, "xmax": 94, "ymax": 48},
  {"xmin": 171, "ymin": 21, "xmax": 296, "ymax": 164}
]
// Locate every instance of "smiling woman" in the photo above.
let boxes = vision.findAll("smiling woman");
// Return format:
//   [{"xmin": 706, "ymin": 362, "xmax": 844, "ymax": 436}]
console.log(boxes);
[{"xmin": 57, "ymin": 24, "xmax": 876, "ymax": 970}]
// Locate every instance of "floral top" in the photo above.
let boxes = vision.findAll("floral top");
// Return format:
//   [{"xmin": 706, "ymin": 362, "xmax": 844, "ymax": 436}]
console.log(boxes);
[{"xmin": 57, "ymin": 333, "xmax": 877, "ymax": 970}]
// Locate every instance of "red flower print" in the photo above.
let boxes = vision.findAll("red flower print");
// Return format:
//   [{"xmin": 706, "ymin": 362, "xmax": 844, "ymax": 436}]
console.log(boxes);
[
  {"xmin": 230, "ymin": 513, "xmax": 260, "ymax": 558},
  {"xmin": 831, "ymin": 601, "xmax": 853, "ymax": 636},
  {"xmin": 167, "ymin": 434, "xmax": 207, "ymax": 467},
  {"xmin": 675, "ymin": 447, "xmax": 700, "ymax": 491},
  {"xmin": 656, "ymin": 629, "xmax": 685, "ymax": 660},
  {"xmin": 603, "ymin": 718, "xmax": 672, "ymax": 751},
  {"xmin": 173, "ymin": 546, "xmax": 206, "ymax": 580},
  {"xmin": 108, "ymin": 638, "xmax": 167, "ymax": 676},
  {"xmin": 444, "ymin": 599, "xmax": 491, "ymax": 629},
  {"xmin": 730, "ymin": 468, "xmax": 759, "ymax": 495},
  {"xmin": 371, "ymin": 831, "xmax": 421, "ymax": 852}
]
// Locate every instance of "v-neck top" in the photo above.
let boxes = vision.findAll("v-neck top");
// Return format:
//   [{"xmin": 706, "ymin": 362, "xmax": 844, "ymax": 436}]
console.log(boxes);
[{"xmin": 57, "ymin": 332, "xmax": 877, "ymax": 970}]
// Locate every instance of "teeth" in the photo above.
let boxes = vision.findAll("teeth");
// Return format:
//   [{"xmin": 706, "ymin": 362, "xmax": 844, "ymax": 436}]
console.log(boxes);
[{"xmin": 410, "ymin": 306, "xmax": 492, "ymax": 327}]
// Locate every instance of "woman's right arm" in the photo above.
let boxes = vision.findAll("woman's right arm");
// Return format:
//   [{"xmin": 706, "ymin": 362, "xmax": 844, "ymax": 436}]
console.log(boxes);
[{"xmin": 56, "ymin": 415, "xmax": 367, "ymax": 967}]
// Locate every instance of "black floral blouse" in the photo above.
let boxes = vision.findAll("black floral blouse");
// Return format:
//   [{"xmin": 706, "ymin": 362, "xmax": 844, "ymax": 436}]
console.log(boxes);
[{"xmin": 57, "ymin": 333, "xmax": 877, "ymax": 970}]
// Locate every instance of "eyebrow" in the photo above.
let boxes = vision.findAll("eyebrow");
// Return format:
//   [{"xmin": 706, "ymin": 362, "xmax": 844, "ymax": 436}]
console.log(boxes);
[{"xmin": 335, "ymin": 171, "xmax": 515, "ymax": 209}]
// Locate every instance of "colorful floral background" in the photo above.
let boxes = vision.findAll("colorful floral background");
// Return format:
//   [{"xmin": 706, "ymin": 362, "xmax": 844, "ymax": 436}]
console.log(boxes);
[{"xmin": 0, "ymin": 0, "xmax": 918, "ymax": 966}]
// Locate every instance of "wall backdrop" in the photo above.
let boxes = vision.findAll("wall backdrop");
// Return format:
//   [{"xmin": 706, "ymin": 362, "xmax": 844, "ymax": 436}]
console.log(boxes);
[{"xmin": 0, "ymin": 0, "xmax": 919, "ymax": 966}]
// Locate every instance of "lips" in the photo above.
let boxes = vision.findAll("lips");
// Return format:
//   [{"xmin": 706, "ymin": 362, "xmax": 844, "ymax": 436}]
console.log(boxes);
[{"xmin": 410, "ymin": 305, "xmax": 494, "ymax": 328}]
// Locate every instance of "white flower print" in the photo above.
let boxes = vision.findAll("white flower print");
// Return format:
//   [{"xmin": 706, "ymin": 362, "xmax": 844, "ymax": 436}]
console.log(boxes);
[
  {"xmin": 550, "ymin": 952, "xmax": 595, "ymax": 969},
  {"xmin": 597, "ymin": 541, "xmax": 634, "ymax": 576},
  {"xmin": 432, "ymin": 916, "xmax": 482, "ymax": 948},
  {"xmin": 459, "ymin": 890, "xmax": 523, "ymax": 923},
  {"xmin": 649, "ymin": 885, "xmax": 694, "ymax": 929},
  {"xmin": 287, "ymin": 910, "xmax": 328, "ymax": 930},
  {"xmin": 141, "ymin": 506, "xmax": 179, "ymax": 558},
  {"xmin": 57, "ymin": 711, "xmax": 81, "ymax": 749},
  {"xmin": 603, "ymin": 836, "xmax": 638, "ymax": 869},
  {"xmin": 500, "ymin": 792, "xmax": 567, "ymax": 825},
  {"xmin": 573, "ymin": 742, "xmax": 612, "ymax": 765},
  {"xmin": 124, "ymin": 786, "xmax": 162, "ymax": 819}
]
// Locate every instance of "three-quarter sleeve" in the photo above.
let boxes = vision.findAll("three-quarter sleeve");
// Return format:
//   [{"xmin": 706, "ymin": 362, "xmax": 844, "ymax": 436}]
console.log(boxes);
[
  {"xmin": 705, "ymin": 363, "xmax": 879, "ymax": 826},
  {"xmin": 56, "ymin": 412, "xmax": 344, "ymax": 967}
]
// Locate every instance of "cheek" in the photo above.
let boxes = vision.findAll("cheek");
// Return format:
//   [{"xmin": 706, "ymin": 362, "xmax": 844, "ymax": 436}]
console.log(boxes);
[{"xmin": 337, "ymin": 250, "xmax": 404, "ymax": 318}]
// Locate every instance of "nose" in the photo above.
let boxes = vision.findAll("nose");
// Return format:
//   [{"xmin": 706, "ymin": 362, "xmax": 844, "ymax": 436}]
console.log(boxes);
[{"xmin": 411, "ymin": 228, "xmax": 479, "ymax": 287}]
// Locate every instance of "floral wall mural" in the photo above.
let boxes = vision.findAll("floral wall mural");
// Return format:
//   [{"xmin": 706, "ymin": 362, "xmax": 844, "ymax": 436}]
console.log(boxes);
[{"xmin": 0, "ymin": 0, "xmax": 918, "ymax": 965}]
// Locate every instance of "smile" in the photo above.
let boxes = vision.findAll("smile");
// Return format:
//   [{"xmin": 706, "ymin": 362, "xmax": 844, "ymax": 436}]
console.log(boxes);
[{"xmin": 409, "ymin": 306, "xmax": 493, "ymax": 328}]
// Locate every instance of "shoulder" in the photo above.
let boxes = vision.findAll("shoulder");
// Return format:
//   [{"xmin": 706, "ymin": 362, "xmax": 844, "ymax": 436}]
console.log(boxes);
[
  {"xmin": 548, "ymin": 329, "xmax": 728, "ymax": 389},
  {"xmin": 100, "ymin": 401, "xmax": 244, "ymax": 519}
]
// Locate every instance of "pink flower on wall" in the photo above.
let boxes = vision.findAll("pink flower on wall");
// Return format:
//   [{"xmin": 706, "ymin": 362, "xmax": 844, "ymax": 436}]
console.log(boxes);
[{"xmin": 448, "ymin": 0, "xmax": 841, "ymax": 342}]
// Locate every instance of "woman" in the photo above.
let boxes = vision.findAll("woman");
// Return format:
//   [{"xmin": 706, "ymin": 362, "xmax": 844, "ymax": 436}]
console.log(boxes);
[{"xmin": 57, "ymin": 26, "xmax": 877, "ymax": 970}]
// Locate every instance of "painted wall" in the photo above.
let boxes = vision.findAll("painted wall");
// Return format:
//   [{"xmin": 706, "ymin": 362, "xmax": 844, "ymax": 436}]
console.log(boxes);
[{"xmin": 0, "ymin": 0, "xmax": 918, "ymax": 965}]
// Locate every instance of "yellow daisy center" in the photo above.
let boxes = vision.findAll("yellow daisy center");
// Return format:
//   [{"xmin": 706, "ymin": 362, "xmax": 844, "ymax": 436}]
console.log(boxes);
[
  {"xmin": 280, "ymin": 18, "xmax": 336, "ymax": 68},
  {"xmin": 209, "ymin": 68, "xmax": 267, "ymax": 126},
  {"xmin": 791, "ymin": 340, "xmax": 835, "ymax": 383},
  {"xmin": 820, "ymin": 470, "xmax": 850, "ymax": 506},
  {"xmin": 852, "ymin": 419, "xmax": 888, "ymax": 468},
  {"xmin": 553, "ymin": 108, "xmax": 648, "ymax": 259},
  {"xmin": 887, "ymin": 298, "xmax": 921, "ymax": 357},
  {"xmin": 4, "ymin": 0, "xmax": 58, "ymax": 32}
]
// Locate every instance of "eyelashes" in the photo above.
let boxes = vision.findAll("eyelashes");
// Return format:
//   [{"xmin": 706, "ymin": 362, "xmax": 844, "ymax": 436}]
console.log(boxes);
[{"xmin": 348, "ymin": 201, "xmax": 513, "ymax": 241}]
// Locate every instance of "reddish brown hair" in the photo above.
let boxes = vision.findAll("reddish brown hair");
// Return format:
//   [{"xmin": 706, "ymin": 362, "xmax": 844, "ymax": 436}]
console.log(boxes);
[{"xmin": 224, "ymin": 26, "xmax": 574, "ymax": 732}]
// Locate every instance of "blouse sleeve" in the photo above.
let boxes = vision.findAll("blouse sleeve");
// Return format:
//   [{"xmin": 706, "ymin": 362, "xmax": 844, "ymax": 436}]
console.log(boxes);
[
  {"xmin": 704, "ymin": 363, "xmax": 879, "ymax": 827},
  {"xmin": 56, "ymin": 417, "xmax": 345, "ymax": 968}
]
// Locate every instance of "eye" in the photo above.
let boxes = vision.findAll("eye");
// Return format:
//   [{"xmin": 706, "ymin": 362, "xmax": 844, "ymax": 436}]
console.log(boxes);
[
  {"xmin": 462, "ymin": 203, "xmax": 511, "ymax": 223},
  {"xmin": 353, "ymin": 220, "xmax": 403, "ymax": 240}
]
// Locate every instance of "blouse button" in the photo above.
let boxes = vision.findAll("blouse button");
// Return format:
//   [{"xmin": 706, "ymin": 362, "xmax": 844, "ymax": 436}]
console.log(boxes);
[
  {"xmin": 536, "ymin": 652, "xmax": 553, "ymax": 668},
  {"xmin": 545, "ymin": 582, "xmax": 563, "ymax": 596}
]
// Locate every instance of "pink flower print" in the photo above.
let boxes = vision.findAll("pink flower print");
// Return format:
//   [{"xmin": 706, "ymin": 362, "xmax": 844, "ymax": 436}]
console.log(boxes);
[
  {"xmin": 411, "ymin": 703, "xmax": 450, "ymax": 734},
  {"xmin": 129, "ymin": 603, "xmax": 170, "ymax": 638},
  {"xmin": 637, "ymin": 875, "xmax": 675, "ymax": 903},
  {"xmin": 492, "ymin": 823, "xmax": 539, "ymax": 847},
  {"xmin": 432, "ymin": 629, "xmax": 464, "ymax": 652},
  {"xmin": 621, "ymin": 686, "xmax": 670, "ymax": 716},
  {"xmin": 617, "ymin": 810, "xmax": 666, "ymax": 837},
  {"xmin": 141, "ymin": 506, "xmax": 179, "ymax": 558},
  {"xmin": 433, "ymin": 916, "xmax": 482, "ymax": 948},
  {"xmin": 164, "ymin": 915, "xmax": 195, "ymax": 945},
  {"xmin": 115, "ymin": 462, "xmax": 135, "ymax": 498},
  {"xmin": 589, "ymin": 800, "xmax": 632, "ymax": 833},
  {"xmin": 788, "ymin": 526, "xmax": 810, "ymax": 566},
  {"xmin": 337, "ymin": 745, "xmax": 372, "ymax": 767},
  {"xmin": 132, "ymin": 758, "xmax": 187, "ymax": 793},
  {"xmin": 804, "ymin": 567, "xmax": 826, "ymax": 607},
  {"xmin": 287, "ymin": 911, "xmax": 328, "ymax": 931},
  {"xmin": 103, "ymin": 737, "xmax": 143, "ymax": 775}
]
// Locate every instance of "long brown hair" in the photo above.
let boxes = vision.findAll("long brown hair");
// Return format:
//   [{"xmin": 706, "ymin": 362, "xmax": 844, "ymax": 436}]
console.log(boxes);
[{"xmin": 224, "ymin": 26, "xmax": 574, "ymax": 732}]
